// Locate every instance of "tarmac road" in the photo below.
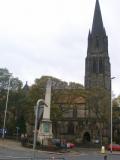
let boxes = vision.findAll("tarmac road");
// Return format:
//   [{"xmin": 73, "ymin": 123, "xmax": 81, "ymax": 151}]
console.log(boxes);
[{"xmin": 0, "ymin": 139, "xmax": 120, "ymax": 160}]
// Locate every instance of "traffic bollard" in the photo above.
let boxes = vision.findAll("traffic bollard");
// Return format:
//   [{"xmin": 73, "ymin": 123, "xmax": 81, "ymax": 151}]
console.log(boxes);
[{"xmin": 104, "ymin": 154, "xmax": 107, "ymax": 160}]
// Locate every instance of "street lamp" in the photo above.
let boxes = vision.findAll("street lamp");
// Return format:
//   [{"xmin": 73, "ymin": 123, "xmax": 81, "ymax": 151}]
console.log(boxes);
[
  {"xmin": 110, "ymin": 77, "xmax": 115, "ymax": 153},
  {"xmin": 2, "ymin": 74, "xmax": 12, "ymax": 139},
  {"xmin": 16, "ymin": 126, "xmax": 20, "ymax": 140}
]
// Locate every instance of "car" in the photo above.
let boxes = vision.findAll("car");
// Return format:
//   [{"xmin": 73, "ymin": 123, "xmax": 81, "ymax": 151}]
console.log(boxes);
[
  {"xmin": 66, "ymin": 142, "xmax": 75, "ymax": 148},
  {"xmin": 107, "ymin": 144, "xmax": 120, "ymax": 151},
  {"xmin": 51, "ymin": 139, "xmax": 75, "ymax": 149},
  {"xmin": 51, "ymin": 139, "xmax": 61, "ymax": 147}
]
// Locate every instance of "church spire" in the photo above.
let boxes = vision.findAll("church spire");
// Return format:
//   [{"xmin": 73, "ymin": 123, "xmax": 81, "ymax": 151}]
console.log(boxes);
[{"xmin": 92, "ymin": 0, "xmax": 105, "ymax": 36}]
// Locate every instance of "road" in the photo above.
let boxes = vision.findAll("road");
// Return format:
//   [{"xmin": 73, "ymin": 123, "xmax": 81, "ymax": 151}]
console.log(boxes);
[
  {"xmin": 0, "ymin": 147, "xmax": 120, "ymax": 160},
  {"xmin": 0, "ymin": 139, "xmax": 120, "ymax": 160}
]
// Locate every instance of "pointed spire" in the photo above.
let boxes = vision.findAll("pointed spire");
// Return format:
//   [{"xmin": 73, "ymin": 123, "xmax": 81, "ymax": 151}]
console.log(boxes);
[
  {"xmin": 23, "ymin": 81, "xmax": 29, "ymax": 93},
  {"xmin": 92, "ymin": 0, "xmax": 105, "ymax": 36},
  {"xmin": 88, "ymin": 30, "xmax": 91, "ymax": 38}
]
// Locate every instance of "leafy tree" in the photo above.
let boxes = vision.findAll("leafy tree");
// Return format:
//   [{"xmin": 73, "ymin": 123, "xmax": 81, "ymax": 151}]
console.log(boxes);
[
  {"xmin": 26, "ymin": 76, "xmax": 85, "ymax": 125},
  {"xmin": 69, "ymin": 82, "xmax": 84, "ymax": 89},
  {"xmin": 86, "ymin": 87, "xmax": 111, "ymax": 144},
  {"xmin": 112, "ymin": 96, "xmax": 120, "ymax": 143},
  {"xmin": 0, "ymin": 74, "xmax": 85, "ymax": 136},
  {"xmin": 0, "ymin": 89, "xmax": 28, "ymax": 135},
  {"xmin": 0, "ymin": 68, "xmax": 22, "ymax": 91},
  {"xmin": 0, "ymin": 68, "xmax": 25, "ymax": 135},
  {"xmin": 112, "ymin": 96, "xmax": 120, "ymax": 119}
]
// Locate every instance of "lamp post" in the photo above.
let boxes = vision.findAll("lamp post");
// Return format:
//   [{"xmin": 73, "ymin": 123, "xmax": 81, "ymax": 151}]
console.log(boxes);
[
  {"xmin": 16, "ymin": 127, "xmax": 20, "ymax": 140},
  {"xmin": 110, "ymin": 77, "xmax": 115, "ymax": 153},
  {"xmin": 2, "ymin": 74, "xmax": 12, "ymax": 139}
]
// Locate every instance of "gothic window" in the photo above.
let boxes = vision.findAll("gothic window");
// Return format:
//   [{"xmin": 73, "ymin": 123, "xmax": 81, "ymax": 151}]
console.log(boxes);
[
  {"xmin": 99, "ymin": 58, "xmax": 104, "ymax": 73},
  {"xmin": 73, "ymin": 106, "xmax": 77, "ymax": 118},
  {"xmin": 95, "ymin": 36, "xmax": 99, "ymax": 48},
  {"xmin": 77, "ymin": 105, "xmax": 86, "ymax": 118},
  {"xmin": 68, "ymin": 122, "xmax": 74, "ymax": 135},
  {"xmin": 93, "ymin": 58, "xmax": 97, "ymax": 73},
  {"xmin": 60, "ymin": 123, "xmax": 67, "ymax": 134},
  {"xmin": 103, "ymin": 36, "xmax": 108, "ymax": 49},
  {"xmin": 63, "ymin": 106, "xmax": 73, "ymax": 118}
]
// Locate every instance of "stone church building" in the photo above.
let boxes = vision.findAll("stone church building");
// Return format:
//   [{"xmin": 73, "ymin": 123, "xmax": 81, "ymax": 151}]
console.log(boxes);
[{"xmin": 52, "ymin": 0, "xmax": 111, "ymax": 144}]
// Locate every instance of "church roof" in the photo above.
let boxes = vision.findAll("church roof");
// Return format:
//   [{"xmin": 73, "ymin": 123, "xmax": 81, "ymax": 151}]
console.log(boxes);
[
  {"xmin": 23, "ymin": 81, "xmax": 29, "ymax": 93},
  {"xmin": 53, "ymin": 95, "xmax": 86, "ymax": 104},
  {"xmin": 92, "ymin": 0, "xmax": 106, "ymax": 36}
]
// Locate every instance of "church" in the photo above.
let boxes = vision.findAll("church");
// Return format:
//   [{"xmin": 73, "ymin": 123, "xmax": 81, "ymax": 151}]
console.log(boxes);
[{"xmin": 52, "ymin": 0, "xmax": 111, "ymax": 145}]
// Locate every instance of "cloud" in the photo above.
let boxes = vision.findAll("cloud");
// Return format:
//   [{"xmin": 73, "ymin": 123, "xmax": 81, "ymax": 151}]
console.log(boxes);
[{"xmin": 0, "ymin": 0, "xmax": 119, "ymax": 96}]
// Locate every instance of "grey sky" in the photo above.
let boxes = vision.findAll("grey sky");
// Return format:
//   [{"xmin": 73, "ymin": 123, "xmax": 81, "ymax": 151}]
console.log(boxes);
[{"xmin": 0, "ymin": 0, "xmax": 120, "ymax": 96}]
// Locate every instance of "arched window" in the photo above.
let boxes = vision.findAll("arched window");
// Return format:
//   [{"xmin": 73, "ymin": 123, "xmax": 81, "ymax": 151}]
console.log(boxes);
[
  {"xmin": 68, "ymin": 122, "xmax": 74, "ymax": 135},
  {"xmin": 95, "ymin": 36, "xmax": 99, "ymax": 48},
  {"xmin": 93, "ymin": 59, "xmax": 97, "ymax": 73},
  {"xmin": 99, "ymin": 58, "xmax": 104, "ymax": 73}
]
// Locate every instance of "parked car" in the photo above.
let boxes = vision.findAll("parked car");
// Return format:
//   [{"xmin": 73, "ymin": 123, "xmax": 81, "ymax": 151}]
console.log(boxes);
[
  {"xmin": 51, "ymin": 139, "xmax": 75, "ymax": 149},
  {"xmin": 66, "ymin": 142, "xmax": 75, "ymax": 148},
  {"xmin": 107, "ymin": 144, "xmax": 120, "ymax": 151},
  {"xmin": 51, "ymin": 139, "xmax": 61, "ymax": 147}
]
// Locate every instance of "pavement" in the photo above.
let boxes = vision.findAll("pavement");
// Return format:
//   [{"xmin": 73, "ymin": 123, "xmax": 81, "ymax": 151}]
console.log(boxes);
[{"xmin": 0, "ymin": 139, "xmax": 31, "ymax": 151}]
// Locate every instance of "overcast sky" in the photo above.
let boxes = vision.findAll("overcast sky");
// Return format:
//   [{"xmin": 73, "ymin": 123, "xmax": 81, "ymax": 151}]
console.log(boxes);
[{"xmin": 0, "ymin": 0, "xmax": 120, "ymax": 96}]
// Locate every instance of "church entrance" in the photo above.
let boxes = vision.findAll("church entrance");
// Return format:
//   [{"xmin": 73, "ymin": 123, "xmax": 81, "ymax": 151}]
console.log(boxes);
[{"xmin": 83, "ymin": 132, "xmax": 91, "ymax": 143}]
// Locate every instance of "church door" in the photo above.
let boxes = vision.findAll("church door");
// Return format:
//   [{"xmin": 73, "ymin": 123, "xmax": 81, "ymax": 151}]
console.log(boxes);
[{"xmin": 83, "ymin": 132, "xmax": 91, "ymax": 143}]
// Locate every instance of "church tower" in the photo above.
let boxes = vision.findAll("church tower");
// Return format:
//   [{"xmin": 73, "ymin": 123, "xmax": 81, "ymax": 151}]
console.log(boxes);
[{"xmin": 85, "ymin": 0, "xmax": 111, "ymax": 91}]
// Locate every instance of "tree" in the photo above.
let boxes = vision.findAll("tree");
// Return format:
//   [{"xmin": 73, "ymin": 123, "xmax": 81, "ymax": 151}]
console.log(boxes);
[
  {"xmin": 112, "ymin": 96, "xmax": 120, "ymax": 119},
  {"xmin": 112, "ymin": 96, "xmax": 120, "ymax": 143},
  {"xmin": 86, "ymin": 87, "xmax": 111, "ymax": 144},
  {"xmin": 0, "ymin": 68, "xmax": 22, "ymax": 91},
  {"xmin": 25, "ymin": 76, "xmax": 85, "ymax": 125},
  {"xmin": 0, "ymin": 68, "xmax": 25, "ymax": 135}
]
